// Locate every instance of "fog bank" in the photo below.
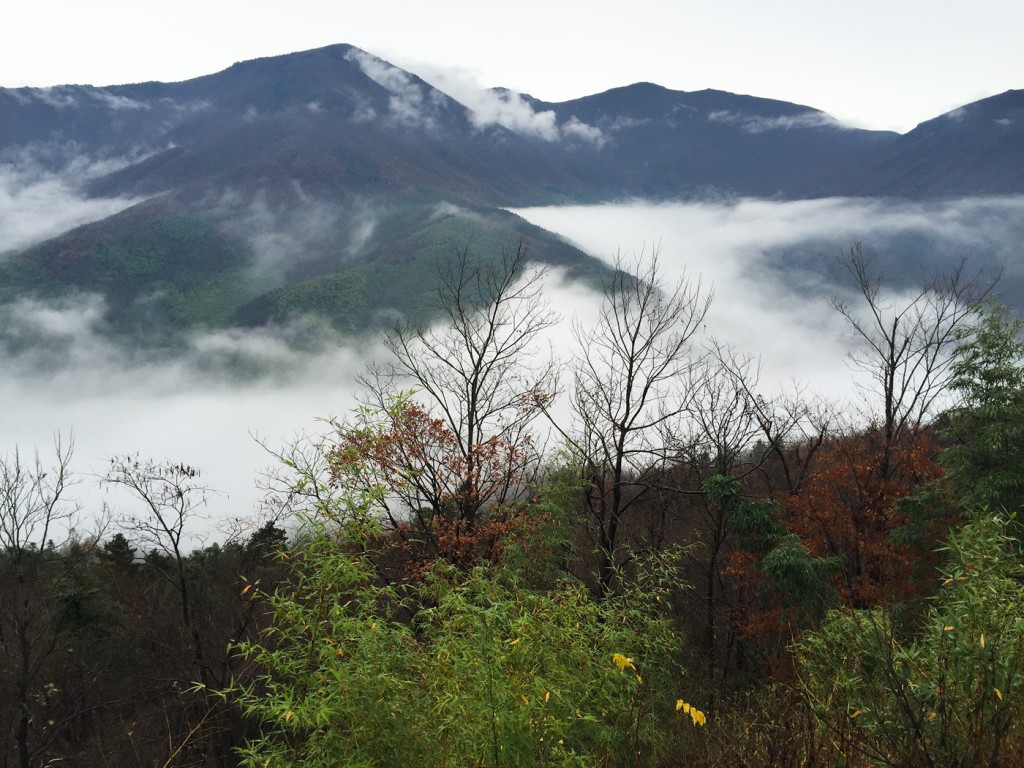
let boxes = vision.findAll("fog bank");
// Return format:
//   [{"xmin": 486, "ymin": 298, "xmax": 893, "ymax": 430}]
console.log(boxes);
[{"xmin": 4, "ymin": 195, "xmax": 1023, "ymax": 538}]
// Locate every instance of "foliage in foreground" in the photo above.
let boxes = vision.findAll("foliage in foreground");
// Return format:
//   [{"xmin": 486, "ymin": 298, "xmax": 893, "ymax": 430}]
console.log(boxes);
[
  {"xmin": 227, "ymin": 507, "xmax": 702, "ymax": 768},
  {"xmin": 795, "ymin": 511, "xmax": 1024, "ymax": 767}
]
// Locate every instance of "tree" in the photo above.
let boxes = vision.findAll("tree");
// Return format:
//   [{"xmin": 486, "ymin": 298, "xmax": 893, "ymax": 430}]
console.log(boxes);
[
  {"xmin": 797, "ymin": 512, "xmax": 1024, "ymax": 767},
  {"xmin": 103, "ymin": 456, "xmax": 217, "ymax": 683},
  {"xmin": 831, "ymin": 242, "xmax": 992, "ymax": 477},
  {"xmin": 0, "ymin": 436, "xmax": 78, "ymax": 768},
  {"xmin": 328, "ymin": 396, "xmax": 531, "ymax": 573},
  {"xmin": 97, "ymin": 457, "xmax": 287, "ymax": 766},
  {"xmin": 941, "ymin": 302, "xmax": 1024, "ymax": 514},
  {"xmin": 357, "ymin": 243, "xmax": 557, "ymax": 543},
  {"xmin": 565, "ymin": 248, "xmax": 712, "ymax": 592}
]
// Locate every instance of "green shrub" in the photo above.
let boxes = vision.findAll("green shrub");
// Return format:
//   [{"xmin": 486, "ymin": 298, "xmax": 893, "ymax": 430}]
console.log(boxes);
[{"xmin": 796, "ymin": 512, "xmax": 1024, "ymax": 767}]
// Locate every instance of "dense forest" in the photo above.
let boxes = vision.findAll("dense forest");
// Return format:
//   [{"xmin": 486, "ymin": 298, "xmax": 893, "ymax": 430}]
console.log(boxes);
[{"xmin": 3, "ymin": 241, "xmax": 1023, "ymax": 767}]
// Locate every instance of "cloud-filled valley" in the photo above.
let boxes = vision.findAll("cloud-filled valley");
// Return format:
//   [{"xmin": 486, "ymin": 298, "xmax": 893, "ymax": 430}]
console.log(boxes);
[
  {"xmin": 3, "ymin": 185, "xmax": 1022, "ymax": 533},
  {"xmin": 1, "ymin": 47, "xmax": 1021, "ymax": 538}
]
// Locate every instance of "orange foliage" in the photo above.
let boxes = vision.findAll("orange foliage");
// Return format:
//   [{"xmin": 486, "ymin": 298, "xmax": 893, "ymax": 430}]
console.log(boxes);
[
  {"xmin": 780, "ymin": 426, "xmax": 943, "ymax": 608},
  {"xmin": 327, "ymin": 399, "xmax": 533, "ymax": 573}
]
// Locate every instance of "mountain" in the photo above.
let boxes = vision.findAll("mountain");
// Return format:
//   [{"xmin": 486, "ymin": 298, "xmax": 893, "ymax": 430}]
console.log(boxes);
[
  {"xmin": 520, "ymin": 82, "xmax": 898, "ymax": 198},
  {"xmin": 1, "ymin": 45, "xmax": 593, "ymax": 206},
  {"xmin": 821, "ymin": 90, "xmax": 1024, "ymax": 197},
  {"xmin": 0, "ymin": 44, "xmax": 1020, "ymax": 348}
]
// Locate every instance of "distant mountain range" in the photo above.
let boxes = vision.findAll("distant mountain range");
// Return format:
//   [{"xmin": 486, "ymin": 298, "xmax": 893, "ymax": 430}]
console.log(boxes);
[{"xmin": 1, "ymin": 43, "xmax": 1020, "ymax": 343}]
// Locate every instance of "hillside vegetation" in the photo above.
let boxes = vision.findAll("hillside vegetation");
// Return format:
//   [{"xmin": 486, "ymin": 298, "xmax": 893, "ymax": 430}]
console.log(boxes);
[{"xmin": 4, "ymin": 246, "xmax": 1024, "ymax": 767}]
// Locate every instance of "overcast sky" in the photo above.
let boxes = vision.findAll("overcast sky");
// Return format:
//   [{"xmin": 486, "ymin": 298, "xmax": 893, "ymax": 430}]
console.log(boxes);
[{"xmin": 2, "ymin": 0, "xmax": 1021, "ymax": 133}]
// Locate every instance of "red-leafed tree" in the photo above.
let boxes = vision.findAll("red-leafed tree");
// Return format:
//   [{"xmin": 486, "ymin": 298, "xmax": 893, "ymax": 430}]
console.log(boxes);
[
  {"xmin": 334, "ymin": 244, "xmax": 556, "ymax": 570},
  {"xmin": 327, "ymin": 396, "xmax": 531, "ymax": 572},
  {"xmin": 779, "ymin": 426, "xmax": 943, "ymax": 608}
]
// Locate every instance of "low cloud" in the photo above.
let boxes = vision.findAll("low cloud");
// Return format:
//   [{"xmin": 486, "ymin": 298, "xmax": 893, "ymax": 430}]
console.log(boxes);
[
  {"xmin": 345, "ymin": 49, "xmax": 447, "ymax": 131},
  {"xmin": 429, "ymin": 200, "xmax": 487, "ymax": 224},
  {"xmin": 465, "ymin": 88, "xmax": 560, "ymax": 141},
  {"xmin": 707, "ymin": 109, "xmax": 844, "ymax": 133},
  {"xmin": 90, "ymin": 90, "xmax": 150, "ymax": 111},
  {"xmin": 380, "ymin": 60, "xmax": 605, "ymax": 144},
  {"xmin": 561, "ymin": 116, "xmax": 606, "ymax": 145},
  {"xmin": 208, "ymin": 186, "xmax": 383, "ymax": 287},
  {"xmin": 32, "ymin": 86, "xmax": 80, "ymax": 109},
  {"xmin": 515, "ymin": 196, "xmax": 1024, "ymax": 403},
  {"xmin": 0, "ymin": 295, "xmax": 381, "ymax": 531},
  {"xmin": 459, "ymin": 88, "xmax": 605, "ymax": 145},
  {"xmin": 4, "ymin": 194, "xmax": 1022, "ymax": 538},
  {"xmin": 0, "ymin": 149, "xmax": 142, "ymax": 254}
]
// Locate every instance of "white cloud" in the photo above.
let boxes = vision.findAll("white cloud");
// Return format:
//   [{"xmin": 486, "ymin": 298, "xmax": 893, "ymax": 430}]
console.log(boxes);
[
  {"xmin": 3, "ymin": 194, "xmax": 1021, "ymax": 537},
  {"xmin": 467, "ymin": 89, "xmax": 560, "ymax": 140},
  {"xmin": 33, "ymin": 86, "xmax": 79, "ymax": 109},
  {"xmin": 91, "ymin": 90, "xmax": 150, "ymax": 110},
  {"xmin": 0, "ymin": 153, "xmax": 141, "ymax": 253},
  {"xmin": 211, "ymin": 187, "xmax": 384, "ymax": 286},
  {"xmin": 429, "ymin": 200, "xmax": 486, "ymax": 224},
  {"xmin": 0, "ymin": 297, "xmax": 382, "ymax": 532},
  {"xmin": 345, "ymin": 49, "xmax": 441, "ymax": 130},
  {"xmin": 707, "ymin": 109, "xmax": 844, "ymax": 133},
  {"xmin": 514, "ymin": 196, "xmax": 1024, "ymax": 404},
  {"xmin": 461, "ymin": 89, "xmax": 604, "ymax": 144},
  {"xmin": 375, "ymin": 60, "xmax": 605, "ymax": 144},
  {"xmin": 562, "ymin": 116, "xmax": 606, "ymax": 146}
]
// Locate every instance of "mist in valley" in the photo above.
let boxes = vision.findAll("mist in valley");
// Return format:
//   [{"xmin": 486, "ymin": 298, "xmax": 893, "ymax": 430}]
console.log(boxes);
[{"xmin": 2, "ymin": 159, "xmax": 1022, "ymax": 536}]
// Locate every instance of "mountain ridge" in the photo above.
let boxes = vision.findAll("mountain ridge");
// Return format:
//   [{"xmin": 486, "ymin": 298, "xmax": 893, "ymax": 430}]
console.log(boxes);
[{"xmin": 1, "ymin": 44, "xmax": 1020, "ymax": 347}]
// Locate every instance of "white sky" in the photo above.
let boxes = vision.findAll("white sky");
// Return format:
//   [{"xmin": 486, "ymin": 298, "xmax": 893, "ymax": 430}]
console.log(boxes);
[{"xmin": 1, "ymin": 0, "xmax": 1021, "ymax": 133}]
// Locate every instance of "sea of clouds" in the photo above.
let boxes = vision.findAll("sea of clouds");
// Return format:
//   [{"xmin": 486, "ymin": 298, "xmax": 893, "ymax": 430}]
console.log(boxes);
[{"xmin": 2, "ymin": 147, "xmax": 1022, "ymax": 541}]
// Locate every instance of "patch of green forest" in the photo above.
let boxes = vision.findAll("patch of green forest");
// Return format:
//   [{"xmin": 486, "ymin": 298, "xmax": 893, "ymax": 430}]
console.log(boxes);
[{"xmin": 0, "ymin": 201, "xmax": 609, "ymax": 348}]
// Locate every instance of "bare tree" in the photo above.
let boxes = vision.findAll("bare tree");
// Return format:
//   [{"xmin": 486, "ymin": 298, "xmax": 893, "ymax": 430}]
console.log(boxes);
[
  {"xmin": 102, "ymin": 457, "xmax": 217, "ymax": 686},
  {"xmin": 0, "ymin": 436, "xmax": 78, "ymax": 768},
  {"xmin": 832, "ymin": 242, "xmax": 994, "ymax": 476},
  {"xmin": 359, "ymin": 242, "xmax": 558, "ymax": 530},
  {"xmin": 711, "ymin": 344, "xmax": 836, "ymax": 497},
  {"xmin": 567, "ymin": 248, "xmax": 712, "ymax": 592}
]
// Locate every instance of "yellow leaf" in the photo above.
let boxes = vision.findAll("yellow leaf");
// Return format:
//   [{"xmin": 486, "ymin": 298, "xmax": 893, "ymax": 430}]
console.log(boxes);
[
  {"xmin": 241, "ymin": 583, "xmax": 252, "ymax": 596},
  {"xmin": 612, "ymin": 653, "xmax": 636, "ymax": 672},
  {"xmin": 371, "ymin": 622, "xmax": 377, "ymax": 631},
  {"xmin": 284, "ymin": 710, "xmax": 293, "ymax": 722},
  {"xmin": 545, "ymin": 691, "xmax": 550, "ymax": 703},
  {"xmin": 943, "ymin": 626, "xmax": 954, "ymax": 632},
  {"xmin": 676, "ymin": 699, "xmax": 684, "ymax": 711},
  {"xmin": 336, "ymin": 647, "xmax": 345, "ymax": 657},
  {"xmin": 995, "ymin": 688, "xmax": 1003, "ymax": 700},
  {"xmin": 980, "ymin": 633, "xmax": 985, "ymax": 648},
  {"xmin": 521, "ymin": 695, "xmax": 530, "ymax": 705},
  {"xmin": 850, "ymin": 710, "xmax": 862, "ymax": 719},
  {"xmin": 927, "ymin": 711, "xmax": 937, "ymax": 721},
  {"xmin": 508, "ymin": 638, "xmax": 520, "ymax": 646}
]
